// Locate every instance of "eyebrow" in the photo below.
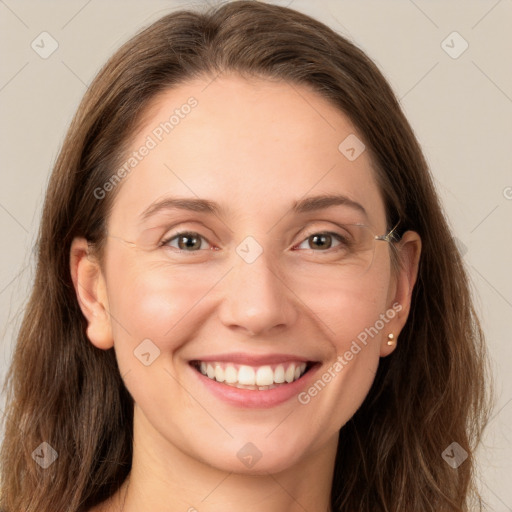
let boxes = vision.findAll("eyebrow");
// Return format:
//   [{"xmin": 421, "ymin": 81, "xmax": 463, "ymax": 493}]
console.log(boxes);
[{"xmin": 139, "ymin": 193, "xmax": 368, "ymax": 221}]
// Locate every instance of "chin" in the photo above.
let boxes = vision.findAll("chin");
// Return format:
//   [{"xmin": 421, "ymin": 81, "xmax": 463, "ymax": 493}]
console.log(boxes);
[{"xmin": 189, "ymin": 431, "xmax": 314, "ymax": 476}]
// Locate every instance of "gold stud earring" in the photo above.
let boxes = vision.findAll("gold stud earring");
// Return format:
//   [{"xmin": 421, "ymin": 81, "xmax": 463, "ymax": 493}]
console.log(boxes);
[{"xmin": 386, "ymin": 333, "xmax": 395, "ymax": 346}]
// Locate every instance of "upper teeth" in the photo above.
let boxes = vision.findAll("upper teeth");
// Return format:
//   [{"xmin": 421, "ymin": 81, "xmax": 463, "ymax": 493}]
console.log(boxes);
[{"xmin": 197, "ymin": 361, "xmax": 307, "ymax": 387}]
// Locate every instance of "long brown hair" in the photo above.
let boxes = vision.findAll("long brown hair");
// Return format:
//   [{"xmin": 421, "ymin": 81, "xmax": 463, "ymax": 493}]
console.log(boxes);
[{"xmin": 0, "ymin": 2, "xmax": 491, "ymax": 510}]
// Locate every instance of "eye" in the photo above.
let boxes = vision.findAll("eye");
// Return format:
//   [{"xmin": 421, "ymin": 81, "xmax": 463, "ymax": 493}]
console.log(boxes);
[
  {"xmin": 295, "ymin": 231, "xmax": 345, "ymax": 251},
  {"xmin": 160, "ymin": 229, "xmax": 352, "ymax": 254},
  {"xmin": 162, "ymin": 231, "xmax": 211, "ymax": 251}
]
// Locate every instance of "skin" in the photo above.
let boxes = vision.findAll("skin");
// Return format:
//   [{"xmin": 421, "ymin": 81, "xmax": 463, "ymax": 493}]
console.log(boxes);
[{"xmin": 70, "ymin": 74, "xmax": 421, "ymax": 512}]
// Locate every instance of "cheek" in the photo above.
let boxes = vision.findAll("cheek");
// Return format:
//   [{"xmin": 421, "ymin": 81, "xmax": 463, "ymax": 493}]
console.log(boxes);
[
  {"xmin": 108, "ymin": 267, "xmax": 186, "ymax": 343},
  {"xmin": 104, "ymin": 250, "xmax": 226, "ymax": 358},
  {"xmin": 300, "ymin": 265, "xmax": 392, "ymax": 347},
  {"xmin": 295, "ymin": 267, "xmax": 392, "ymax": 426},
  {"xmin": 104, "ymin": 257, "xmax": 215, "ymax": 416}
]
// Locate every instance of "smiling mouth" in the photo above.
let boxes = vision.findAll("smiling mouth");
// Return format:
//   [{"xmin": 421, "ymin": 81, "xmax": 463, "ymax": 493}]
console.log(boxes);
[{"xmin": 190, "ymin": 360, "xmax": 315, "ymax": 390}]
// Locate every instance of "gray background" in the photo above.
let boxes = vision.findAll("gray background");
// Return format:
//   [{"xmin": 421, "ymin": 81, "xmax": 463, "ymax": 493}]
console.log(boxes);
[{"xmin": 0, "ymin": 0, "xmax": 511, "ymax": 509}]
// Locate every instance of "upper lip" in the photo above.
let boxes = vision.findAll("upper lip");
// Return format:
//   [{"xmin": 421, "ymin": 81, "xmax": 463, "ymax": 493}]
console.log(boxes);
[{"xmin": 189, "ymin": 352, "xmax": 316, "ymax": 366}]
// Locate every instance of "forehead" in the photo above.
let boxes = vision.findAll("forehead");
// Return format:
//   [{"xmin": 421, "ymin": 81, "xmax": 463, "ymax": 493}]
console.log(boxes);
[{"xmin": 109, "ymin": 74, "xmax": 387, "ymax": 231}]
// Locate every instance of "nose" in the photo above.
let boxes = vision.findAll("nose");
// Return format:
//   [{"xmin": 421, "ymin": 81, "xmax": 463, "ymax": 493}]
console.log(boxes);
[{"xmin": 217, "ymin": 248, "xmax": 298, "ymax": 337}]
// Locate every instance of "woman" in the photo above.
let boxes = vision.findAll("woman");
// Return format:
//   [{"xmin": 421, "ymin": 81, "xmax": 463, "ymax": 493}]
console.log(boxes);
[{"xmin": 0, "ymin": 1, "xmax": 491, "ymax": 511}]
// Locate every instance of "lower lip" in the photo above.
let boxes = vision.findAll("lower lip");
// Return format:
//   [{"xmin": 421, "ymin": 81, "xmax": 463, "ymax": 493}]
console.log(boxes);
[{"xmin": 191, "ymin": 363, "xmax": 320, "ymax": 408}]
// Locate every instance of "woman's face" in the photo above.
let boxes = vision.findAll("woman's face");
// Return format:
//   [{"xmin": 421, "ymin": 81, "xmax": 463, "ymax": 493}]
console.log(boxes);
[{"xmin": 73, "ymin": 74, "xmax": 420, "ymax": 475}]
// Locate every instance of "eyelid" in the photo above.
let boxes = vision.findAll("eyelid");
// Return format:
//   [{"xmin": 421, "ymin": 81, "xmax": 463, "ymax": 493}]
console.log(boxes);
[
  {"xmin": 294, "ymin": 220, "xmax": 359, "ymax": 240},
  {"xmin": 159, "ymin": 222, "xmax": 217, "ymax": 245}
]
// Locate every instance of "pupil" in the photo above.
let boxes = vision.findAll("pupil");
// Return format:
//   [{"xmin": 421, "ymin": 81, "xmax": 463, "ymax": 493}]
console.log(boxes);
[
  {"xmin": 310, "ymin": 233, "xmax": 331, "ymax": 250},
  {"xmin": 179, "ymin": 234, "xmax": 201, "ymax": 250}
]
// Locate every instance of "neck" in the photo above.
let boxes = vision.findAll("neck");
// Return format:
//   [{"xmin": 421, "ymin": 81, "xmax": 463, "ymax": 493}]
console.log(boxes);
[{"xmin": 115, "ymin": 406, "xmax": 337, "ymax": 512}]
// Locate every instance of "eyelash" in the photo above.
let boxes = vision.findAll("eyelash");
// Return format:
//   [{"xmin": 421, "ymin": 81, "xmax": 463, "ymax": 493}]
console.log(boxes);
[{"xmin": 160, "ymin": 229, "xmax": 348, "ymax": 254}]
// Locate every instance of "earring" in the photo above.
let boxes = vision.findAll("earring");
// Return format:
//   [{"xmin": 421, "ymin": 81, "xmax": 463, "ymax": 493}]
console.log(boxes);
[{"xmin": 386, "ymin": 333, "xmax": 395, "ymax": 346}]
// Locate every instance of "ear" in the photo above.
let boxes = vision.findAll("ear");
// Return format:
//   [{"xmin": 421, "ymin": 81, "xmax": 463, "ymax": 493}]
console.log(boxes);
[
  {"xmin": 70, "ymin": 237, "xmax": 114, "ymax": 350},
  {"xmin": 380, "ymin": 230, "xmax": 422, "ymax": 356}
]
